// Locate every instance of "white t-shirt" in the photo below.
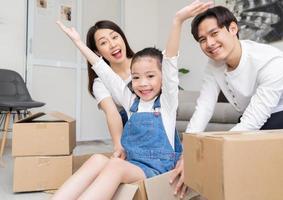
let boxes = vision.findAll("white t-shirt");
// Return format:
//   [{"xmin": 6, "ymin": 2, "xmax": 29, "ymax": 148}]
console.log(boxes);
[
  {"xmin": 186, "ymin": 40, "xmax": 283, "ymax": 132},
  {"xmin": 93, "ymin": 76, "xmax": 131, "ymax": 110},
  {"xmin": 92, "ymin": 54, "xmax": 179, "ymax": 148}
]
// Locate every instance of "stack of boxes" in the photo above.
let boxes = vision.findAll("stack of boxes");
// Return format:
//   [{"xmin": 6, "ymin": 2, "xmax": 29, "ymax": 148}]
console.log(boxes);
[{"xmin": 12, "ymin": 112, "xmax": 76, "ymax": 192}]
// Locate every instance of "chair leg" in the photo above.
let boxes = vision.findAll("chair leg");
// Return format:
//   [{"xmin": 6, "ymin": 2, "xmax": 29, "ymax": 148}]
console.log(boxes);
[
  {"xmin": 0, "ymin": 113, "xmax": 4, "ymax": 131},
  {"xmin": 0, "ymin": 111, "xmax": 11, "ymax": 162},
  {"xmin": 15, "ymin": 111, "xmax": 21, "ymax": 122},
  {"xmin": 27, "ymin": 110, "xmax": 32, "ymax": 116}
]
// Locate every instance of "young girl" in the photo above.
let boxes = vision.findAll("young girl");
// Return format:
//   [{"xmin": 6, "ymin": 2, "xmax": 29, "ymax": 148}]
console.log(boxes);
[
  {"xmin": 87, "ymin": 20, "xmax": 134, "ymax": 159},
  {"xmin": 53, "ymin": 1, "xmax": 211, "ymax": 200}
]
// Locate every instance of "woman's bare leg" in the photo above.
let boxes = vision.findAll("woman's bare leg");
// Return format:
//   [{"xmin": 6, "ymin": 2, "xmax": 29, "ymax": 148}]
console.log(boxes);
[
  {"xmin": 78, "ymin": 158, "xmax": 146, "ymax": 200},
  {"xmin": 52, "ymin": 154, "xmax": 109, "ymax": 200}
]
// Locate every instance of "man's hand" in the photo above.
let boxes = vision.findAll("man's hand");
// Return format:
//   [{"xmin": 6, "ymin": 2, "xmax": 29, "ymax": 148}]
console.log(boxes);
[{"xmin": 170, "ymin": 155, "xmax": 188, "ymax": 199}]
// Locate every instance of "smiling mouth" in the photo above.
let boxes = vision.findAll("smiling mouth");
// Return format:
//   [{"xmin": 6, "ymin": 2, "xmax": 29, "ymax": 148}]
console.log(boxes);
[
  {"xmin": 140, "ymin": 89, "xmax": 152, "ymax": 95},
  {"xmin": 208, "ymin": 46, "xmax": 220, "ymax": 54},
  {"xmin": 112, "ymin": 49, "xmax": 122, "ymax": 57}
]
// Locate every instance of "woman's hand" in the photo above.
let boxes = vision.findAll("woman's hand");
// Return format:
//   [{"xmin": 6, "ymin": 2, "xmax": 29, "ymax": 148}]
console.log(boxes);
[
  {"xmin": 175, "ymin": 0, "xmax": 214, "ymax": 23},
  {"xmin": 56, "ymin": 20, "xmax": 99, "ymax": 65},
  {"xmin": 56, "ymin": 21, "xmax": 82, "ymax": 43}
]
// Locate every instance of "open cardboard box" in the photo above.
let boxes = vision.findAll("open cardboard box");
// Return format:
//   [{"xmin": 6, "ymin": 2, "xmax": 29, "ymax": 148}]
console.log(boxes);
[
  {"xmin": 12, "ymin": 112, "xmax": 76, "ymax": 156},
  {"xmin": 183, "ymin": 130, "xmax": 283, "ymax": 200},
  {"xmin": 70, "ymin": 153, "xmax": 200, "ymax": 200}
]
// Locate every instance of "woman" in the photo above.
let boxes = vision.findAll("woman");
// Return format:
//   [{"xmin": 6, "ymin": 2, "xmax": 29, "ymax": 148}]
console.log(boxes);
[{"xmin": 86, "ymin": 20, "xmax": 134, "ymax": 159}]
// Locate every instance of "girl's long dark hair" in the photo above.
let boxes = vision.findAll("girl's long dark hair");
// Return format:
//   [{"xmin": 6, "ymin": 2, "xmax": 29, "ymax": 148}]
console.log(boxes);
[{"xmin": 86, "ymin": 20, "xmax": 134, "ymax": 97}]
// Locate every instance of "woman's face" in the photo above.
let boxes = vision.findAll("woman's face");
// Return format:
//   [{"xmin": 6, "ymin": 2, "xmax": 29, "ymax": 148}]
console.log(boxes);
[{"xmin": 94, "ymin": 28, "xmax": 127, "ymax": 65}]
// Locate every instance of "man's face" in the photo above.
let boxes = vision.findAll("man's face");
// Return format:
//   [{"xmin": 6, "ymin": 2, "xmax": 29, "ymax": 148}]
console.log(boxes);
[{"xmin": 197, "ymin": 17, "xmax": 238, "ymax": 62}]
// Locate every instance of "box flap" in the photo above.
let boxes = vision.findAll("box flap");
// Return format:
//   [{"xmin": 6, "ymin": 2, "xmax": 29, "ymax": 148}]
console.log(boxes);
[
  {"xmin": 144, "ymin": 171, "xmax": 199, "ymax": 200},
  {"xmin": 187, "ymin": 130, "xmax": 283, "ymax": 140},
  {"xmin": 15, "ymin": 112, "xmax": 69, "ymax": 123},
  {"xmin": 15, "ymin": 112, "xmax": 46, "ymax": 123},
  {"xmin": 113, "ymin": 184, "xmax": 139, "ymax": 200},
  {"xmin": 203, "ymin": 130, "xmax": 283, "ymax": 141},
  {"xmin": 49, "ymin": 111, "xmax": 75, "ymax": 122}
]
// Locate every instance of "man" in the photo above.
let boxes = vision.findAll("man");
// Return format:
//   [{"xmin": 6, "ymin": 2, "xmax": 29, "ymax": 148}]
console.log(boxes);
[{"xmin": 172, "ymin": 5, "xmax": 283, "ymax": 198}]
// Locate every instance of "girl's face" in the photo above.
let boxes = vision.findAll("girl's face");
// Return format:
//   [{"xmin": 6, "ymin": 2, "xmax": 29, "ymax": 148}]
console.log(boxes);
[
  {"xmin": 131, "ymin": 57, "xmax": 162, "ymax": 102},
  {"xmin": 94, "ymin": 28, "xmax": 127, "ymax": 65}
]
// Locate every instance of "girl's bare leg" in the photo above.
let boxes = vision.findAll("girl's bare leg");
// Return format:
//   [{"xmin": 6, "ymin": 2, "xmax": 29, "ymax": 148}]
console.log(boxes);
[
  {"xmin": 78, "ymin": 158, "xmax": 146, "ymax": 200},
  {"xmin": 52, "ymin": 154, "xmax": 109, "ymax": 200}
]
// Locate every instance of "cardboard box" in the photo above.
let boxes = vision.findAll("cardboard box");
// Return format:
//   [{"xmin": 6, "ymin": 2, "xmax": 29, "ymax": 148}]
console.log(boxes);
[
  {"xmin": 183, "ymin": 130, "xmax": 283, "ymax": 200},
  {"xmin": 13, "ymin": 155, "xmax": 72, "ymax": 192},
  {"xmin": 12, "ymin": 112, "xmax": 76, "ymax": 156},
  {"xmin": 73, "ymin": 153, "xmax": 199, "ymax": 200}
]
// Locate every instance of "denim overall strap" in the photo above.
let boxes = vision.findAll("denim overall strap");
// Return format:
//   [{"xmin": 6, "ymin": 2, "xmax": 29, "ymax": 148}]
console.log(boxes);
[
  {"xmin": 129, "ymin": 97, "xmax": 140, "ymax": 112},
  {"xmin": 130, "ymin": 96, "xmax": 161, "ymax": 113},
  {"xmin": 119, "ymin": 108, "xmax": 128, "ymax": 127},
  {"xmin": 153, "ymin": 96, "xmax": 161, "ymax": 109}
]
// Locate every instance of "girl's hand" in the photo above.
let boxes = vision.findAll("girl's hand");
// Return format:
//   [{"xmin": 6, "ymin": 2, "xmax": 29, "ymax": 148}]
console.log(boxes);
[
  {"xmin": 170, "ymin": 155, "xmax": 188, "ymax": 199},
  {"xmin": 112, "ymin": 146, "xmax": 126, "ymax": 160},
  {"xmin": 176, "ymin": 0, "xmax": 214, "ymax": 23},
  {"xmin": 56, "ymin": 20, "xmax": 82, "ymax": 43}
]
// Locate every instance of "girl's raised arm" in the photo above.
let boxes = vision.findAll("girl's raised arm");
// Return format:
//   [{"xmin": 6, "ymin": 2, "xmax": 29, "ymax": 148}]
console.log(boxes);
[{"xmin": 165, "ymin": 0, "xmax": 213, "ymax": 57}]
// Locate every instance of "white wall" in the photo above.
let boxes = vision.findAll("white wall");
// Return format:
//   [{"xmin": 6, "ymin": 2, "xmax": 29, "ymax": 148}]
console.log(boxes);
[
  {"xmin": 123, "ymin": 0, "xmax": 159, "ymax": 52},
  {"xmin": 0, "ymin": 0, "xmax": 26, "ymax": 77}
]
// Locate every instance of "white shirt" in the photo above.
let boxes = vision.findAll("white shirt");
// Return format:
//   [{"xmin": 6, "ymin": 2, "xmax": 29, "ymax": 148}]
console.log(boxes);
[
  {"xmin": 186, "ymin": 40, "xmax": 283, "ymax": 132},
  {"xmin": 93, "ymin": 76, "xmax": 131, "ymax": 111},
  {"xmin": 92, "ymin": 54, "xmax": 179, "ymax": 148}
]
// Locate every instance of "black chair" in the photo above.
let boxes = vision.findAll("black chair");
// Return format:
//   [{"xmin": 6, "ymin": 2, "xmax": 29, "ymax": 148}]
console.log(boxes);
[{"xmin": 0, "ymin": 69, "xmax": 45, "ymax": 159}]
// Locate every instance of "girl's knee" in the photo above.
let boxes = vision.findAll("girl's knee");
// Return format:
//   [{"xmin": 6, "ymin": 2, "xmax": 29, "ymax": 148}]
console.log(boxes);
[
  {"xmin": 107, "ymin": 157, "xmax": 126, "ymax": 170},
  {"xmin": 84, "ymin": 154, "xmax": 109, "ymax": 167}
]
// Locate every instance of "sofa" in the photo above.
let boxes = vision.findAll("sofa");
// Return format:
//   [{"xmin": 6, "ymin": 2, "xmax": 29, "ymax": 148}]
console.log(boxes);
[{"xmin": 176, "ymin": 90, "xmax": 242, "ymax": 133}]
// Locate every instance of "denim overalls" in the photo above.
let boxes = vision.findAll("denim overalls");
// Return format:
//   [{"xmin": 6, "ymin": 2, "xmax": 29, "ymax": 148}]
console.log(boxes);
[{"xmin": 121, "ymin": 96, "xmax": 183, "ymax": 178}]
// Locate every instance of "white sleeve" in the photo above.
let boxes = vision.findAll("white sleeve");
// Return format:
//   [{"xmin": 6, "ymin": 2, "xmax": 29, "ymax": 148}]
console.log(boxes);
[
  {"xmin": 93, "ymin": 78, "xmax": 111, "ymax": 105},
  {"xmin": 231, "ymin": 57, "xmax": 283, "ymax": 131},
  {"xmin": 186, "ymin": 67, "xmax": 220, "ymax": 133},
  {"xmin": 91, "ymin": 58, "xmax": 134, "ymax": 110},
  {"xmin": 160, "ymin": 54, "xmax": 179, "ymax": 112}
]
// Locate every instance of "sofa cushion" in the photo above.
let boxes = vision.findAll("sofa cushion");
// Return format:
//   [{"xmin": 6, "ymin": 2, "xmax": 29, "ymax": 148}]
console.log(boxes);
[{"xmin": 177, "ymin": 90, "xmax": 241, "ymax": 132}]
